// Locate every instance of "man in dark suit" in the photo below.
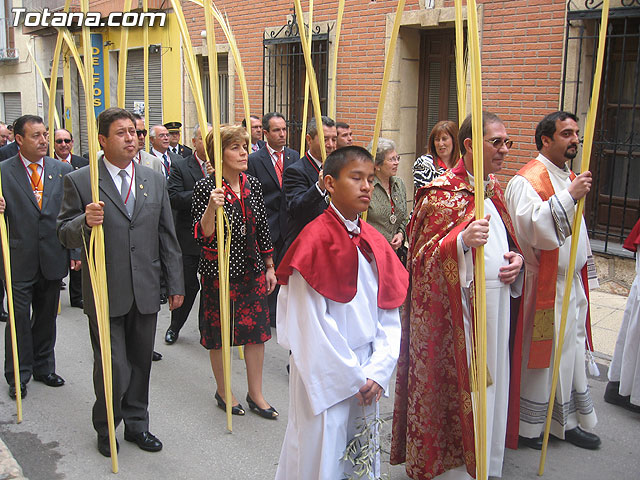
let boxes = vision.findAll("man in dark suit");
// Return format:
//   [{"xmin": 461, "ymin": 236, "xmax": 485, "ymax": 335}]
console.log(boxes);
[
  {"xmin": 165, "ymin": 124, "xmax": 212, "ymax": 345},
  {"xmin": 165, "ymin": 121, "xmax": 193, "ymax": 158},
  {"xmin": 283, "ymin": 116, "xmax": 337, "ymax": 248},
  {"xmin": 0, "ymin": 123, "xmax": 10, "ymax": 147},
  {"xmin": 53, "ymin": 128, "xmax": 89, "ymax": 309},
  {"xmin": 57, "ymin": 108, "xmax": 184, "ymax": 457},
  {"xmin": 149, "ymin": 124, "xmax": 183, "ymax": 179},
  {"xmin": 242, "ymin": 115, "xmax": 266, "ymax": 153},
  {"xmin": 0, "ymin": 137, "xmax": 19, "ymax": 161},
  {"xmin": 0, "ymin": 115, "xmax": 72, "ymax": 400},
  {"xmin": 247, "ymin": 112, "xmax": 299, "ymax": 324}
]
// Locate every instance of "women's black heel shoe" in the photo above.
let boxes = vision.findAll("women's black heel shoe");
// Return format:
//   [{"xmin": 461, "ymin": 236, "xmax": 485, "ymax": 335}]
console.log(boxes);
[
  {"xmin": 215, "ymin": 392, "xmax": 245, "ymax": 416},
  {"xmin": 246, "ymin": 394, "xmax": 278, "ymax": 419}
]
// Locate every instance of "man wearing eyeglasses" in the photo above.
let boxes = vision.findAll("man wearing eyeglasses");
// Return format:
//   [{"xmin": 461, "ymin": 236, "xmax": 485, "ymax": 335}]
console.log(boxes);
[
  {"xmin": 53, "ymin": 129, "xmax": 88, "ymax": 171},
  {"xmin": 505, "ymin": 111, "xmax": 600, "ymax": 451},
  {"xmin": 391, "ymin": 111, "xmax": 524, "ymax": 479},
  {"xmin": 131, "ymin": 114, "xmax": 163, "ymax": 174},
  {"xmin": 149, "ymin": 124, "xmax": 182, "ymax": 180}
]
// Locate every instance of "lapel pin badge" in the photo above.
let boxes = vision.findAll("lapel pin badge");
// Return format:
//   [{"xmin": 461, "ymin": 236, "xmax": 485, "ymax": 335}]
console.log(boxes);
[
  {"xmin": 48, "ymin": 174, "xmax": 53, "ymax": 179},
  {"xmin": 144, "ymin": 192, "xmax": 148, "ymax": 197}
]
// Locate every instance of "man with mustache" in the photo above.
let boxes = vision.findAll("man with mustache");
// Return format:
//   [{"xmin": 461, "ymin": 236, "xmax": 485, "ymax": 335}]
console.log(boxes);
[{"xmin": 505, "ymin": 111, "xmax": 601, "ymax": 451}]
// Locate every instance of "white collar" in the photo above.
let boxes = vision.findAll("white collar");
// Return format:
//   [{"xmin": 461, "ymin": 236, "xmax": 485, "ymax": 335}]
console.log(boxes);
[{"xmin": 329, "ymin": 203, "xmax": 360, "ymax": 235}]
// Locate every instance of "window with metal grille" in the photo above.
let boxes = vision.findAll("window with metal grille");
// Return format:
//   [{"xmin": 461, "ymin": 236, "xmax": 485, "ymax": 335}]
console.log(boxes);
[
  {"xmin": 200, "ymin": 55, "xmax": 229, "ymax": 124},
  {"xmin": 562, "ymin": 7, "xmax": 640, "ymax": 254},
  {"xmin": 263, "ymin": 16, "xmax": 329, "ymax": 153}
]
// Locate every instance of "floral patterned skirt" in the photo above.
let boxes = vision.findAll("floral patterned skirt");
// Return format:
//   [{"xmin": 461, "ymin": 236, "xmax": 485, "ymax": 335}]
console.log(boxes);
[{"xmin": 200, "ymin": 270, "xmax": 271, "ymax": 350}]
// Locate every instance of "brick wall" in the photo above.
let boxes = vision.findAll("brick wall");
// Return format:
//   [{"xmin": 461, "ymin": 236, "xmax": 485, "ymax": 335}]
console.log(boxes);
[{"xmin": 180, "ymin": 0, "xmax": 568, "ymax": 177}]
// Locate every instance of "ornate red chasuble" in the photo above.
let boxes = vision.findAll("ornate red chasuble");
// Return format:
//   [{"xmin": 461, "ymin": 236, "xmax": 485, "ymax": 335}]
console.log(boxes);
[
  {"xmin": 276, "ymin": 207, "xmax": 408, "ymax": 309},
  {"xmin": 390, "ymin": 159, "xmax": 524, "ymax": 479},
  {"xmin": 624, "ymin": 218, "xmax": 640, "ymax": 253}
]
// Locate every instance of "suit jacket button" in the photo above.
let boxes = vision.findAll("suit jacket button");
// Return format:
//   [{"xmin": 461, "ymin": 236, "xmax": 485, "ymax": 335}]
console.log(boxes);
[
  {"xmin": 131, "ymin": 246, "xmax": 135, "ymax": 252},
  {"xmin": 129, "ymin": 224, "xmax": 134, "ymax": 230}
]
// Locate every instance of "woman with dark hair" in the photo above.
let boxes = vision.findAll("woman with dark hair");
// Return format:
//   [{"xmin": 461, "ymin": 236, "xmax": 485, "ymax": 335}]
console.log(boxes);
[
  {"xmin": 191, "ymin": 124, "xmax": 278, "ymax": 419},
  {"xmin": 413, "ymin": 120, "xmax": 460, "ymax": 191}
]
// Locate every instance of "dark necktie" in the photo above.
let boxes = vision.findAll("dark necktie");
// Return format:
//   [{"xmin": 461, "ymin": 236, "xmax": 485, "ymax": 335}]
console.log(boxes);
[
  {"xmin": 162, "ymin": 153, "xmax": 170, "ymax": 178},
  {"xmin": 118, "ymin": 169, "xmax": 134, "ymax": 216}
]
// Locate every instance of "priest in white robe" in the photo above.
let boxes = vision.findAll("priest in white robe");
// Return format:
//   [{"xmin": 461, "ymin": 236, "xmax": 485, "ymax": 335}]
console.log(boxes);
[
  {"xmin": 606, "ymin": 218, "xmax": 640, "ymax": 412},
  {"xmin": 505, "ymin": 111, "xmax": 600, "ymax": 450}
]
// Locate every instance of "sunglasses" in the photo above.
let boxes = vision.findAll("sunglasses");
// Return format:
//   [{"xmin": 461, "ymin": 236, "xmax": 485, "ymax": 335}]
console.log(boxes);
[
  {"xmin": 55, "ymin": 138, "xmax": 72, "ymax": 144},
  {"xmin": 485, "ymin": 137, "xmax": 513, "ymax": 150},
  {"xmin": 136, "ymin": 129, "xmax": 148, "ymax": 137}
]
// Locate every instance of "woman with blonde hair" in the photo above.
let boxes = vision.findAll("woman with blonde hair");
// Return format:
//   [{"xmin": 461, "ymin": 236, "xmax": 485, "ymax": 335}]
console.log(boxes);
[
  {"xmin": 413, "ymin": 120, "xmax": 460, "ymax": 190},
  {"xmin": 191, "ymin": 124, "xmax": 278, "ymax": 419}
]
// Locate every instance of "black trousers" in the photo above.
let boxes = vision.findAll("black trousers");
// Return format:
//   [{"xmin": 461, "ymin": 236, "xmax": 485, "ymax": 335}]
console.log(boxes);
[
  {"xmin": 169, "ymin": 254, "xmax": 201, "ymax": 333},
  {"xmin": 89, "ymin": 305, "xmax": 157, "ymax": 436},
  {"xmin": 69, "ymin": 268, "xmax": 82, "ymax": 305},
  {"xmin": 4, "ymin": 273, "xmax": 61, "ymax": 384}
]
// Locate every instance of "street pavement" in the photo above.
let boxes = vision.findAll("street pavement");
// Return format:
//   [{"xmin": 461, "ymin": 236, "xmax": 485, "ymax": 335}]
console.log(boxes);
[{"xmin": 0, "ymin": 289, "xmax": 638, "ymax": 479}]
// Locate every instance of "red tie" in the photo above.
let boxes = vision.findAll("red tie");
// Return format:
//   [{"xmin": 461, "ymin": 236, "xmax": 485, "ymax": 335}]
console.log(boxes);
[{"xmin": 275, "ymin": 151, "xmax": 284, "ymax": 187}]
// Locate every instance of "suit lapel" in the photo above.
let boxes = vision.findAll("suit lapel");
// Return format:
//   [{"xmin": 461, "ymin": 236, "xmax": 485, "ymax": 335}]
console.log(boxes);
[
  {"xmin": 9, "ymin": 156, "xmax": 40, "ymax": 211},
  {"xmin": 41, "ymin": 157, "xmax": 60, "ymax": 213},
  {"xmin": 131, "ymin": 166, "xmax": 149, "ymax": 221},
  {"xmin": 98, "ymin": 158, "xmax": 130, "ymax": 219},
  {"xmin": 187, "ymin": 156, "xmax": 205, "ymax": 182},
  {"xmin": 260, "ymin": 149, "xmax": 280, "ymax": 188}
]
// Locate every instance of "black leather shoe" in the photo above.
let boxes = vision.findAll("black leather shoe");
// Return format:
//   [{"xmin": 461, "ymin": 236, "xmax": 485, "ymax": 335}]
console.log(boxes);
[
  {"xmin": 560, "ymin": 427, "xmax": 601, "ymax": 450},
  {"xmin": 164, "ymin": 328, "xmax": 178, "ymax": 345},
  {"xmin": 8, "ymin": 382, "xmax": 27, "ymax": 399},
  {"xmin": 33, "ymin": 372, "xmax": 65, "ymax": 387},
  {"xmin": 60, "ymin": 281, "xmax": 66, "ymax": 290},
  {"xmin": 152, "ymin": 351, "xmax": 162, "ymax": 361},
  {"xmin": 604, "ymin": 381, "xmax": 640, "ymax": 413},
  {"xmin": 215, "ymin": 392, "xmax": 245, "ymax": 415},
  {"xmin": 0, "ymin": 311, "xmax": 7, "ymax": 322},
  {"xmin": 97, "ymin": 434, "xmax": 119, "ymax": 458},
  {"xmin": 159, "ymin": 293, "xmax": 168, "ymax": 305},
  {"xmin": 519, "ymin": 434, "xmax": 543, "ymax": 450},
  {"xmin": 70, "ymin": 299, "xmax": 84, "ymax": 309},
  {"xmin": 246, "ymin": 394, "xmax": 278, "ymax": 419},
  {"xmin": 124, "ymin": 430, "xmax": 163, "ymax": 452}
]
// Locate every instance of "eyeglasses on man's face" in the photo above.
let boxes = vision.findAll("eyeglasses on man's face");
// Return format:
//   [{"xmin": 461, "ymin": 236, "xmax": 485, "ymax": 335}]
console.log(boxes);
[{"xmin": 485, "ymin": 137, "xmax": 513, "ymax": 150}]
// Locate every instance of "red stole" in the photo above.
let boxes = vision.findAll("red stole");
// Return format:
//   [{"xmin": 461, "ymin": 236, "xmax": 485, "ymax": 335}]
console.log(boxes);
[
  {"xmin": 623, "ymin": 218, "xmax": 640, "ymax": 253},
  {"xmin": 390, "ymin": 159, "xmax": 524, "ymax": 479},
  {"xmin": 516, "ymin": 159, "xmax": 594, "ymax": 369},
  {"xmin": 276, "ymin": 207, "xmax": 408, "ymax": 309}
]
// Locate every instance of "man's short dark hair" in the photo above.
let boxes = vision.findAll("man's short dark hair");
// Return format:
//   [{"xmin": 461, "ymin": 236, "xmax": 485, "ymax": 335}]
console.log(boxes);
[
  {"xmin": 54, "ymin": 128, "xmax": 73, "ymax": 140},
  {"xmin": 535, "ymin": 111, "xmax": 579, "ymax": 151},
  {"xmin": 242, "ymin": 115, "xmax": 261, "ymax": 129},
  {"xmin": 307, "ymin": 116, "xmax": 335, "ymax": 139},
  {"xmin": 458, "ymin": 111, "xmax": 503, "ymax": 155},
  {"xmin": 131, "ymin": 113, "xmax": 143, "ymax": 122},
  {"xmin": 97, "ymin": 108, "xmax": 136, "ymax": 137},
  {"xmin": 13, "ymin": 115, "xmax": 44, "ymax": 138},
  {"xmin": 262, "ymin": 112, "xmax": 286, "ymax": 132},
  {"xmin": 323, "ymin": 145, "xmax": 373, "ymax": 179},
  {"xmin": 336, "ymin": 121, "xmax": 350, "ymax": 130}
]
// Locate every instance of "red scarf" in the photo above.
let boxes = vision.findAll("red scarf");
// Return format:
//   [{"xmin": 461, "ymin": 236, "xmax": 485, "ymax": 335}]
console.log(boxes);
[{"xmin": 276, "ymin": 207, "xmax": 408, "ymax": 309}]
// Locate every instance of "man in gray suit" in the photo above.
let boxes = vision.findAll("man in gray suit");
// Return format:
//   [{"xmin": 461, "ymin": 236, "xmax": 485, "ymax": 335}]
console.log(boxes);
[
  {"xmin": 149, "ymin": 124, "xmax": 182, "ymax": 179},
  {"xmin": 57, "ymin": 108, "xmax": 184, "ymax": 457},
  {"xmin": 0, "ymin": 114, "xmax": 72, "ymax": 400}
]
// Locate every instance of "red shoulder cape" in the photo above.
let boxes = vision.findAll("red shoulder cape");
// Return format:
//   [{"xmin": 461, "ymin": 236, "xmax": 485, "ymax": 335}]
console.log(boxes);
[
  {"xmin": 276, "ymin": 207, "xmax": 408, "ymax": 309},
  {"xmin": 390, "ymin": 159, "xmax": 524, "ymax": 479},
  {"xmin": 624, "ymin": 218, "xmax": 640, "ymax": 252}
]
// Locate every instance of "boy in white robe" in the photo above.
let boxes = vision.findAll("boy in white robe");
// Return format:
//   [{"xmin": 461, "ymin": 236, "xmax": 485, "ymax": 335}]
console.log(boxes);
[{"xmin": 275, "ymin": 146, "xmax": 408, "ymax": 480}]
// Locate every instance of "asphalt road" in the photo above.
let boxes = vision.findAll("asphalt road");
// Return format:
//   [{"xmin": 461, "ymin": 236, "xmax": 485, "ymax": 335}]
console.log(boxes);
[{"xmin": 0, "ymin": 294, "xmax": 638, "ymax": 479}]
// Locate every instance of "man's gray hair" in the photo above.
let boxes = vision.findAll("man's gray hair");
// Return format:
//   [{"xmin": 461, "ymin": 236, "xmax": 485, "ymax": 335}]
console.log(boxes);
[
  {"xmin": 149, "ymin": 125, "xmax": 164, "ymax": 138},
  {"xmin": 193, "ymin": 123, "xmax": 212, "ymax": 139},
  {"xmin": 367, "ymin": 138, "xmax": 396, "ymax": 166}
]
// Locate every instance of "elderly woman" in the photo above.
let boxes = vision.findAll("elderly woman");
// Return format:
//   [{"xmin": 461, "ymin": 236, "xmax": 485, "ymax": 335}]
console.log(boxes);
[
  {"xmin": 191, "ymin": 124, "xmax": 278, "ymax": 419},
  {"xmin": 366, "ymin": 138, "xmax": 408, "ymax": 252},
  {"xmin": 413, "ymin": 120, "xmax": 460, "ymax": 191}
]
